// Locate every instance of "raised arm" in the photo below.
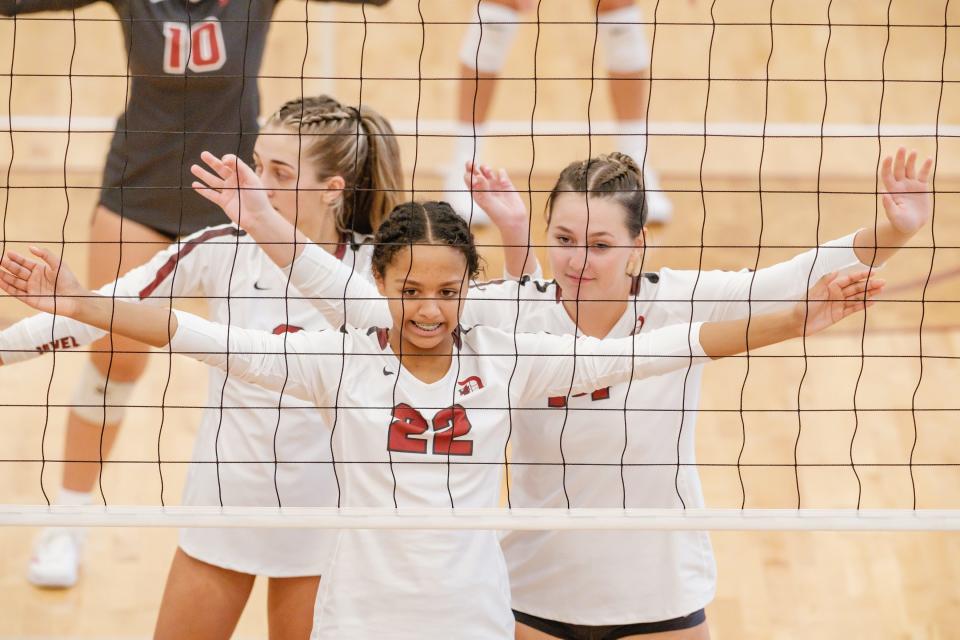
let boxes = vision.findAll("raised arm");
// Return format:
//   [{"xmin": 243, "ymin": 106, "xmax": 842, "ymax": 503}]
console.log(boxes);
[
  {"xmin": 191, "ymin": 152, "xmax": 537, "ymax": 329},
  {"xmin": 516, "ymin": 270, "xmax": 883, "ymax": 401},
  {"xmin": 0, "ymin": 0, "xmax": 100, "ymax": 16},
  {"xmin": 0, "ymin": 247, "xmax": 337, "ymax": 404},
  {"xmin": 464, "ymin": 162, "xmax": 540, "ymax": 279},
  {"xmin": 694, "ymin": 147, "xmax": 930, "ymax": 321},
  {"xmin": 853, "ymin": 147, "xmax": 933, "ymax": 266},
  {"xmin": 0, "ymin": 227, "xmax": 224, "ymax": 365}
]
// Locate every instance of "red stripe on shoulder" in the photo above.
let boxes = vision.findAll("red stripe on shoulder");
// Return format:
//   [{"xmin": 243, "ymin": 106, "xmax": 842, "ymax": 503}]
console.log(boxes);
[
  {"xmin": 138, "ymin": 227, "xmax": 242, "ymax": 300},
  {"xmin": 334, "ymin": 231, "xmax": 352, "ymax": 261}
]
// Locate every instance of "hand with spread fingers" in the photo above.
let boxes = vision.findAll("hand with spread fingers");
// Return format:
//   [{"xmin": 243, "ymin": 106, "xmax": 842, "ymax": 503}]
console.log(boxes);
[
  {"xmin": 0, "ymin": 247, "xmax": 87, "ymax": 317},
  {"xmin": 191, "ymin": 151, "xmax": 275, "ymax": 231},
  {"xmin": 880, "ymin": 146, "xmax": 934, "ymax": 236},
  {"xmin": 791, "ymin": 270, "xmax": 884, "ymax": 337},
  {"xmin": 464, "ymin": 161, "xmax": 539, "ymax": 277}
]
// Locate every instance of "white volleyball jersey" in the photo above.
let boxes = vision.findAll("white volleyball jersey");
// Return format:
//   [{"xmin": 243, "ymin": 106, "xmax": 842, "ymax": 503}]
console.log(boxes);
[
  {"xmin": 170, "ymin": 312, "xmax": 708, "ymax": 639},
  {"xmin": 277, "ymin": 231, "xmax": 868, "ymax": 622},
  {"xmin": 0, "ymin": 224, "xmax": 372, "ymax": 577}
]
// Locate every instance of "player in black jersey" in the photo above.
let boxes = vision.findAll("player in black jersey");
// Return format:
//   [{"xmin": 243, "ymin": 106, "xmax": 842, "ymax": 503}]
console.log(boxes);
[{"xmin": 1, "ymin": 0, "xmax": 391, "ymax": 609}]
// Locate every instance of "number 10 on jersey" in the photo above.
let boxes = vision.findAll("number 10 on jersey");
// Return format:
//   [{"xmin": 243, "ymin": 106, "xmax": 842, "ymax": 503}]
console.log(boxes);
[{"xmin": 163, "ymin": 18, "xmax": 227, "ymax": 74}]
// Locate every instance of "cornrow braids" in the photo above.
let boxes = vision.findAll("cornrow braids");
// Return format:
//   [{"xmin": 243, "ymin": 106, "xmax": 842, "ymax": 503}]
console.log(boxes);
[
  {"xmin": 265, "ymin": 95, "xmax": 404, "ymax": 236},
  {"xmin": 371, "ymin": 201, "xmax": 480, "ymax": 280},
  {"xmin": 546, "ymin": 152, "xmax": 648, "ymax": 236}
]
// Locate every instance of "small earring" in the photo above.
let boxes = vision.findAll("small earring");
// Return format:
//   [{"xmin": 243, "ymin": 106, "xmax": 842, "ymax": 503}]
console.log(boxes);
[{"xmin": 625, "ymin": 251, "xmax": 643, "ymax": 277}]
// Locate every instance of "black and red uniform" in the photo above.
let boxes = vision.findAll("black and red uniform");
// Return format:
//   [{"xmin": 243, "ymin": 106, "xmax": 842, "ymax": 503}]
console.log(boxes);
[{"xmin": 1, "ymin": 0, "xmax": 388, "ymax": 238}]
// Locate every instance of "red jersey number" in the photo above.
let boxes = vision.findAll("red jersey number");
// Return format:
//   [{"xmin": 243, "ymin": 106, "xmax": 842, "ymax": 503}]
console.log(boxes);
[
  {"xmin": 163, "ymin": 18, "xmax": 227, "ymax": 74},
  {"xmin": 388, "ymin": 403, "xmax": 474, "ymax": 456}
]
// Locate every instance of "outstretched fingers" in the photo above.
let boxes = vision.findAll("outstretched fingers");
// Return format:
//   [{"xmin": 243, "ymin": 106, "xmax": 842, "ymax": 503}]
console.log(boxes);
[
  {"xmin": 893, "ymin": 146, "xmax": 906, "ymax": 182},
  {"xmin": 190, "ymin": 162, "xmax": 225, "ymax": 191},
  {"xmin": 199, "ymin": 150, "xmax": 230, "ymax": 177},
  {"xmin": 917, "ymin": 157, "xmax": 934, "ymax": 185},
  {"xmin": 881, "ymin": 155, "xmax": 896, "ymax": 193},
  {"xmin": 839, "ymin": 276, "xmax": 885, "ymax": 300},
  {"xmin": 192, "ymin": 181, "xmax": 222, "ymax": 205},
  {"xmin": 0, "ymin": 270, "xmax": 27, "ymax": 295},
  {"xmin": 229, "ymin": 154, "xmax": 260, "ymax": 184},
  {"xmin": 1, "ymin": 252, "xmax": 34, "ymax": 281},
  {"xmin": 28, "ymin": 246, "xmax": 61, "ymax": 274},
  {"xmin": 904, "ymin": 149, "xmax": 918, "ymax": 180}
]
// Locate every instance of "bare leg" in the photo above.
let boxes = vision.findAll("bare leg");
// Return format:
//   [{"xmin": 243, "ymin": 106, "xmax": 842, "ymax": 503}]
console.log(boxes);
[
  {"xmin": 609, "ymin": 69, "xmax": 649, "ymax": 123},
  {"xmin": 597, "ymin": 0, "xmax": 672, "ymax": 222},
  {"xmin": 446, "ymin": 0, "xmax": 530, "ymax": 224},
  {"xmin": 267, "ymin": 575, "xmax": 322, "ymax": 640},
  {"xmin": 154, "ymin": 548, "xmax": 255, "ymax": 640},
  {"xmin": 28, "ymin": 206, "xmax": 172, "ymax": 590},
  {"xmin": 62, "ymin": 205, "xmax": 170, "ymax": 492},
  {"xmin": 457, "ymin": 64, "xmax": 500, "ymax": 126}
]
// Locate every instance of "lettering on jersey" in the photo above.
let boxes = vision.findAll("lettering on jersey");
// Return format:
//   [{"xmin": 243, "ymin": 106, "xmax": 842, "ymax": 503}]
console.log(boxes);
[
  {"xmin": 546, "ymin": 386, "xmax": 611, "ymax": 408},
  {"xmin": 633, "ymin": 314, "xmax": 646, "ymax": 335},
  {"xmin": 272, "ymin": 324, "xmax": 303, "ymax": 335},
  {"xmin": 35, "ymin": 336, "xmax": 80, "ymax": 355},
  {"xmin": 457, "ymin": 376, "xmax": 484, "ymax": 397},
  {"xmin": 163, "ymin": 18, "xmax": 227, "ymax": 74},
  {"xmin": 387, "ymin": 403, "xmax": 474, "ymax": 456}
]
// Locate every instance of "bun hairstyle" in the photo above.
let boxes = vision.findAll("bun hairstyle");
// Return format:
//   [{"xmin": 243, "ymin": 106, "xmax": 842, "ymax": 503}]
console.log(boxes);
[
  {"xmin": 266, "ymin": 95, "xmax": 403, "ymax": 235},
  {"xmin": 371, "ymin": 201, "xmax": 481, "ymax": 280},
  {"xmin": 545, "ymin": 152, "xmax": 647, "ymax": 237}
]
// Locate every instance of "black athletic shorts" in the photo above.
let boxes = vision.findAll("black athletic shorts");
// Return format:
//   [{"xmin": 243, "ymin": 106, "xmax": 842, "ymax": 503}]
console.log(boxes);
[{"xmin": 513, "ymin": 608, "xmax": 706, "ymax": 640}]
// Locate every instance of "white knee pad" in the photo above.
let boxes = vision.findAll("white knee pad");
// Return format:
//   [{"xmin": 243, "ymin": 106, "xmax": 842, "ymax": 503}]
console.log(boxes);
[
  {"xmin": 458, "ymin": 1, "xmax": 521, "ymax": 73},
  {"xmin": 599, "ymin": 5, "xmax": 651, "ymax": 73},
  {"xmin": 70, "ymin": 361, "xmax": 138, "ymax": 425}
]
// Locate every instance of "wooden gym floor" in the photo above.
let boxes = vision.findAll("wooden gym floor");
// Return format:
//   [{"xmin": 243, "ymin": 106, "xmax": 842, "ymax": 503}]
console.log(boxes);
[{"xmin": 0, "ymin": 0, "xmax": 958, "ymax": 637}]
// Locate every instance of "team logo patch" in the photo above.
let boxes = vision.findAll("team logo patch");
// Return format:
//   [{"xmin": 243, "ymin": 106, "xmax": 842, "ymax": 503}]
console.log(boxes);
[{"xmin": 457, "ymin": 376, "xmax": 484, "ymax": 396}]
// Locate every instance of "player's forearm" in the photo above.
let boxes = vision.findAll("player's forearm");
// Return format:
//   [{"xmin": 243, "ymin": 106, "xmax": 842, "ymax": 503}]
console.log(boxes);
[
  {"xmin": 0, "ymin": 311, "xmax": 107, "ymax": 365},
  {"xmin": 0, "ymin": 0, "xmax": 93, "ymax": 16},
  {"xmin": 699, "ymin": 309, "xmax": 801, "ymax": 359},
  {"xmin": 239, "ymin": 208, "xmax": 307, "ymax": 269},
  {"xmin": 854, "ymin": 221, "xmax": 912, "ymax": 267},
  {"xmin": 72, "ymin": 294, "xmax": 177, "ymax": 349},
  {"xmin": 498, "ymin": 221, "xmax": 539, "ymax": 278}
]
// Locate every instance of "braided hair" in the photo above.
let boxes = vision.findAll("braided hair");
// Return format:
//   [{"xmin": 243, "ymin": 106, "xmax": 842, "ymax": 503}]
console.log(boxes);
[
  {"xmin": 265, "ymin": 95, "xmax": 403, "ymax": 235},
  {"xmin": 371, "ymin": 201, "xmax": 480, "ymax": 280},
  {"xmin": 545, "ymin": 152, "xmax": 647, "ymax": 236}
]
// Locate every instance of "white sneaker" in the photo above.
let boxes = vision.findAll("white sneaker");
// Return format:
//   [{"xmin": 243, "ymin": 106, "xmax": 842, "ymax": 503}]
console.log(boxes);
[
  {"xmin": 27, "ymin": 528, "xmax": 84, "ymax": 588},
  {"xmin": 442, "ymin": 171, "xmax": 491, "ymax": 227},
  {"xmin": 642, "ymin": 166, "xmax": 673, "ymax": 225}
]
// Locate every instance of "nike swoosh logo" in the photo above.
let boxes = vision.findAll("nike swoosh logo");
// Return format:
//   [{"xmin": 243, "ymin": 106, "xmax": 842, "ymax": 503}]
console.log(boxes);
[
  {"xmin": 253, "ymin": 281, "xmax": 269, "ymax": 290},
  {"xmin": 383, "ymin": 367, "xmax": 395, "ymax": 376}
]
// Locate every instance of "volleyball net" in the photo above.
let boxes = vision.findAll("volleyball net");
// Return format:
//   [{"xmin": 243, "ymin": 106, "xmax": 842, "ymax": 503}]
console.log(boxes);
[{"xmin": 0, "ymin": 1, "xmax": 957, "ymax": 531}]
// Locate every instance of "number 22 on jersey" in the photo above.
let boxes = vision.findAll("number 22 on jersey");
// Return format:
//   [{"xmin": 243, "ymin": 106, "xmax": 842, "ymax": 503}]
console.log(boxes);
[
  {"xmin": 388, "ymin": 403, "xmax": 474, "ymax": 456},
  {"xmin": 163, "ymin": 18, "xmax": 227, "ymax": 74}
]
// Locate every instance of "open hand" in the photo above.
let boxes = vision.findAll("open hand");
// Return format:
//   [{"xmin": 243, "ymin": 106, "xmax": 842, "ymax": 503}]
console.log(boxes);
[
  {"xmin": 463, "ymin": 162, "xmax": 529, "ymax": 232},
  {"xmin": 793, "ymin": 270, "xmax": 885, "ymax": 336},
  {"xmin": 880, "ymin": 147, "xmax": 934, "ymax": 235},
  {"xmin": 191, "ymin": 152, "xmax": 274, "ymax": 229},
  {"xmin": 0, "ymin": 247, "xmax": 86, "ymax": 316}
]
